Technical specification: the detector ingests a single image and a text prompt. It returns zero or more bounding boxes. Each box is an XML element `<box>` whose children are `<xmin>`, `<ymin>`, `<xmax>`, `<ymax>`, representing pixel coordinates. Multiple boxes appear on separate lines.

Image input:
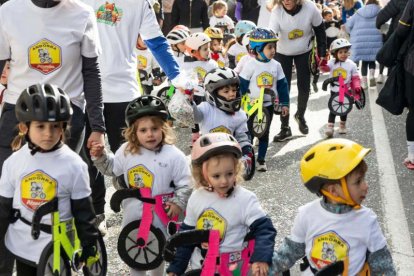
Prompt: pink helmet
<box><xmin>191</xmin><ymin>133</ymin><xmax>242</xmax><ymax>165</ymax></box>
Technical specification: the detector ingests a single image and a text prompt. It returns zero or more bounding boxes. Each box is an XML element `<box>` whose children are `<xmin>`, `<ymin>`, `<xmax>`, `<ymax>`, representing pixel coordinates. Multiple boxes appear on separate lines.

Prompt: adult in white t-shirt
<box><xmin>269</xmin><ymin>0</ymin><xmax>327</xmax><ymax>141</ymax></box>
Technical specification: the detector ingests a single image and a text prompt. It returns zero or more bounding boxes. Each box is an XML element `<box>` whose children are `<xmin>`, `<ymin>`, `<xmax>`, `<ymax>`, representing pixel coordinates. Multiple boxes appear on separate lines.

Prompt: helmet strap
<box><xmin>320</xmin><ymin>178</ymin><xmax>360</xmax><ymax>209</ymax></box>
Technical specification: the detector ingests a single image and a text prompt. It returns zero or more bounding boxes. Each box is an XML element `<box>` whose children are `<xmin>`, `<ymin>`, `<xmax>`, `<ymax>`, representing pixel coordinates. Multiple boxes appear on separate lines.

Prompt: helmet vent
<box><xmin>44</xmin><ymin>84</ymin><xmax>54</xmax><ymax>96</ymax></box>
<box><xmin>200</xmin><ymin>137</ymin><xmax>211</xmax><ymax>147</ymax></box>
<box><xmin>304</xmin><ymin>152</ymin><xmax>315</xmax><ymax>162</ymax></box>
<box><xmin>28</xmin><ymin>86</ymin><xmax>37</xmax><ymax>95</ymax></box>
<box><xmin>328</xmin><ymin>145</ymin><xmax>344</xmax><ymax>151</ymax></box>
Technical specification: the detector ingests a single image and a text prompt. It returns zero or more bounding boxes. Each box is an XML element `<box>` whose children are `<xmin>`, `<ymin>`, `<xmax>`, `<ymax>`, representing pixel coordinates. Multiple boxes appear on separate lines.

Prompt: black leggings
<box><xmin>360</xmin><ymin>61</ymin><xmax>376</xmax><ymax>76</ymax></box>
<box><xmin>405</xmin><ymin>71</ymin><xmax>414</xmax><ymax>141</ymax></box>
<box><xmin>16</xmin><ymin>259</ymin><xmax>36</xmax><ymax>276</ymax></box>
<box><xmin>275</xmin><ymin>51</ymin><xmax>311</xmax><ymax>126</ymax></box>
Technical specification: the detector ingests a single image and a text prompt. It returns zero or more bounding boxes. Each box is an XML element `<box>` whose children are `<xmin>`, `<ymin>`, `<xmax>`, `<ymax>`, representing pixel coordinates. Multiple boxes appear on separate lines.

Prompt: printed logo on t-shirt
<box><xmin>288</xmin><ymin>29</ymin><xmax>304</xmax><ymax>40</ymax></box>
<box><xmin>96</xmin><ymin>1</ymin><xmax>123</xmax><ymax>25</ymax></box>
<box><xmin>137</xmin><ymin>55</ymin><xmax>148</xmax><ymax>69</ymax></box>
<box><xmin>196</xmin><ymin>208</ymin><xmax>227</xmax><ymax>240</ymax></box>
<box><xmin>20</xmin><ymin>170</ymin><xmax>57</xmax><ymax>211</ymax></box>
<box><xmin>256</xmin><ymin>72</ymin><xmax>274</xmax><ymax>88</ymax></box>
<box><xmin>236</xmin><ymin>52</ymin><xmax>247</xmax><ymax>63</ymax></box>
<box><xmin>333</xmin><ymin>68</ymin><xmax>348</xmax><ymax>79</ymax></box>
<box><xmin>210</xmin><ymin>126</ymin><xmax>231</xmax><ymax>134</ymax></box>
<box><xmin>195</xmin><ymin>67</ymin><xmax>208</xmax><ymax>82</ymax></box>
<box><xmin>28</xmin><ymin>39</ymin><xmax>62</xmax><ymax>74</ymax></box>
<box><xmin>127</xmin><ymin>165</ymin><xmax>154</xmax><ymax>188</ymax></box>
<box><xmin>310</xmin><ymin>231</ymin><xmax>350</xmax><ymax>270</ymax></box>
<box><xmin>217</xmin><ymin>60</ymin><xmax>225</xmax><ymax>67</ymax></box>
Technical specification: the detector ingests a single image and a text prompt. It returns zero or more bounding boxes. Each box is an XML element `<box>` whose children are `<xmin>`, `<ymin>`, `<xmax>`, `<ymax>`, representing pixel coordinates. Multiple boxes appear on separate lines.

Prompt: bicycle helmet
<box><xmin>167</xmin><ymin>29</ymin><xmax>191</xmax><ymax>45</ymax></box>
<box><xmin>15</xmin><ymin>83</ymin><xmax>72</xmax><ymax>123</ymax></box>
<box><xmin>204</xmin><ymin>67</ymin><xmax>241</xmax><ymax>113</ymax></box>
<box><xmin>185</xmin><ymin>33</ymin><xmax>211</xmax><ymax>60</ymax></box>
<box><xmin>234</xmin><ymin>20</ymin><xmax>256</xmax><ymax>37</ymax></box>
<box><xmin>204</xmin><ymin>27</ymin><xmax>224</xmax><ymax>40</ymax></box>
<box><xmin>172</xmin><ymin>25</ymin><xmax>191</xmax><ymax>33</ymax></box>
<box><xmin>330</xmin><ymin>38</ymin><xmax>352</xmax><ymax>54</ymax></box>
<box><xmin>301</xmin><ymin>138</ymin><xmax>370</xmax><ymax>207</ymax></box>
<box><xmin>191</xmin><ymin>133</ymin><xmax>242</xmax><ymax>165</ymax></box>
<box><xmin>125</xmin><ymin>95</ymin><xmax>168</xmax><ymax>127</ymax></box>
<box><xmin>249</xmin><ymin>28</ymin><xmax>278</xmax><ymax>61</ymax></box>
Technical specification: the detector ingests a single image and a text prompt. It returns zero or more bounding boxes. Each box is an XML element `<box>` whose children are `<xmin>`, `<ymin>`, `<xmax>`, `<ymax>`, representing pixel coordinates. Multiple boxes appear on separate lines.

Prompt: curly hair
<box><xmin>122</xmin><ymin>116</ymin><xmax>176</xmax><ymax>155</ymax></box>
<box><xmin>192</xmin><ymin>153</ymin><xmax>244</xmax><ymax>189</ymax></box>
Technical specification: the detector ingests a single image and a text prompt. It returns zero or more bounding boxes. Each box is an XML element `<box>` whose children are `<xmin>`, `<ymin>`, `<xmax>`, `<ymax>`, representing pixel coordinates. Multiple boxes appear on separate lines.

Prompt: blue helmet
<box><xmin>234</xmin><ymin>20</ymin><xmax>256</xmax><ymax>37</ymax></box>
<box><xmin>249</xmin><ymin>28</ymin><xmax>278</xmax><ymax>61</ymax></box>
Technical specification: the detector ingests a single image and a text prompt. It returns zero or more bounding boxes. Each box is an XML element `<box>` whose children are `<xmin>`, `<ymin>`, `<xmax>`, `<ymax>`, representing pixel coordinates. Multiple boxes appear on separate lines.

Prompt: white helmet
<box><xmin>185</xmin><ymin>33</ymin><xmax>211</xmax><ymax>52</ymax></box>
<box><xmin>330</xmin><ymin>38</ymin><xmax>352</xmax><ymax>54</ymax></box>
<box><xmin>167</xmin><ymin>29</ymin><xmax>190</xmax><ymax>44</ymax></box>
<box><xmin>204</xmin><ymin>67</ymin><xmax>241</xmax><ymax>113</ymax></box>
<box><xmin>242</xmin><ymin>31</ymin><xmax>252</xmax><ymax>48</ymax></box>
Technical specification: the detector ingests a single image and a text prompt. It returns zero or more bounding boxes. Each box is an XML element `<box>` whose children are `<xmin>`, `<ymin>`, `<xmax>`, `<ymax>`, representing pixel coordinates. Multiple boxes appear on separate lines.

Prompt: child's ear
<box><xmin>18</xmin><ymin>123</ymin><xmax>28</xmax><ymax>134</ymax></box>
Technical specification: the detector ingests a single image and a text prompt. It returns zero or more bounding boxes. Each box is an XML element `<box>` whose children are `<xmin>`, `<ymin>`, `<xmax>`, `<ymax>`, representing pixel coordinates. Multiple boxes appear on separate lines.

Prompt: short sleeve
<box><xmin>367</xmin><ymin>213</ymin><xmax>387</xmax><ymax>253</ymax></box>
<box><xmin>71</xmin><ymin>162</ymin><xmax>92</xmax><ymax>200</ymax></box>
<box><xmin>0</xmin><ymin>8</ymin><xmax>11</xmax><ymax>60</ymax></box>
<box><xmin>239</xmin><ymin>60</ymin><xmax>254</xmax><ymax>81</ymax></box>
<box><xmin>290</xmin><ymin>207</ymin><xmax>307</xmax><ymax>243</ymax></box>
<box><xmin>113</xmin><ymin>146</ymin><xmax>126</xmax><ymax>177</ymax></box>
<box><xmin>172</xmin><ymin>149</ymin><xmax>192</xmax><ymax>189</ymax></box>
<box><xmin>81</xmin><ymin>8</ymin><xmax>102</xmax><ymax>58</ymax></box>
<box><xmin>0</xmin><ymin>158</ymin><xmax>15</xmax><ymax>198</ymax></box>
<box><xmin>276</xmin><ymin>61</ymin><xmax>285</xmax><ymax>80</ymax></box>
<box><xmin>183</xmin><ymin>192</ymin><xmax>198</xmax><ymax>226</ymax></box>
<box><xmin>139</xmin><ymin>0</ymin><xmax>163</xmax><ymax>41</ymax></box>
<box><xmin>242</xmin><ymin>192</ymin><xmax>267</xmax><ymax>226</ymax></box>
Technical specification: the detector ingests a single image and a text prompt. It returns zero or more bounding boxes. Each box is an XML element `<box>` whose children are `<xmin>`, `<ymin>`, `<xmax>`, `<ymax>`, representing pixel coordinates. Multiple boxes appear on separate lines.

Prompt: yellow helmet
<box><xmin>300</xmin><ymin>138</ymin><xmax>370</xmax><ymax>207</ymax></box>
<box><xmin>204</xmin><ymin>27</ymin><xmax>224</xmax><ymax>40</ymax></box>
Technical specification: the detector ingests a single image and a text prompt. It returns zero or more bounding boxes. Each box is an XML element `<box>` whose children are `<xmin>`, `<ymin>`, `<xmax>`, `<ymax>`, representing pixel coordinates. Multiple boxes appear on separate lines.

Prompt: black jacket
<box><xmin>376</xmin><ymin>0</ymin><xmax>409</xmax><ymax>39</ymax></box>
<box><xmin>171</xmin><ymin>0</ymin><xmax>209</xmax><ymax>30</ymax></box>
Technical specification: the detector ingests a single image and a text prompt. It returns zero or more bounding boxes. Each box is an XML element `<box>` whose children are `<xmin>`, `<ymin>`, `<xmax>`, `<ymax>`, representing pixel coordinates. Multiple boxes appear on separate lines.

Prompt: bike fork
<box><xmin>136</xmin><ymin>188</ymin><xmax>153</xmax><ymax>247</ymax></box>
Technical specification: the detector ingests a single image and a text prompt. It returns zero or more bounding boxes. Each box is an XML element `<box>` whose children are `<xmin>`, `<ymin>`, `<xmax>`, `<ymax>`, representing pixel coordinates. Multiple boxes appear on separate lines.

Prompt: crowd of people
<box><xmin>0</xmin><ymin>0</ymin><xmax>411</xmax><ymax>275</ymax></box>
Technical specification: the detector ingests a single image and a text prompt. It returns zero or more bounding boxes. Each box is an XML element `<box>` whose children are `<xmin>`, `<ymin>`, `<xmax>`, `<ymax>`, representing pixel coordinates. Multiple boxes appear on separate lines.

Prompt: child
<box><xmin>204</xmin><ymin>27</ymin><xmax>228</xmax><ymax>67</ymax></box>
<box><xmin>90</xmin><ymin>95</ymin><xmax>192</xmax><ymax>276</ymax></box>
<box><xmin>234</xmin><ymin>31</ymin><xmax>254</xmax><ymax>75</ymax></box>
<box><xmin>345</xmin><ymin>0</ymin><xmax>383</xmax><ymax>89</ymax></box>
<box><xmin>269</xmin><ymin>138</ymin><xmax>396</xmax><ymax>275</ymax></box>
<box><xmin>193</xmin><ymin>67</ymin><xmax>255</xmax><ymax>179</ymax></box>
<box><xmin>323</xmin><ymin>8</ymin><xmax>341</xmax><ymax>50</ymax></box>
<box><xmin>0</xmin><ymin>84</ymin><xmax>99</xmax><ymax>274</ymax></box>
<box><xmin>135</xmin><ymin>35</ymin><xmax>163</xmax><ymax>95</ymax></box>
<box><xmin>239</xmin><ymin>28</ymin><xmax>289</xmax><ymax>172</ymax></box>
<box><xmin>183</xmin><ymin>32</ymin><xmax>219</xmax><ymax>144</ymax></box>
<box><xmin>209</xmin><ymin>0</ymin><xmax>235</xmax><ymax>33</ymax></box>
<box><xmin>320</xmin><ymin>38</ymin><xmax>361</xmax><ymax>138</ymax></box>
<box><xmin>166</xmin><ymin>132</ymin><xmax>276</xmax><ymax>276</ymax></box>
<box><xmin>227</xmin><ymin>20</ymin><xmax>256</xmax><ymax>69</ymax></box>
<box><xmin>166</xmin><ymin>25</ymin><xmax>191</xmax><ymax>68</ymax></box>
<box><xmin>0</xmin><ymin>60</ymin><xmax>9</xmax><ymax>115</ymax></box>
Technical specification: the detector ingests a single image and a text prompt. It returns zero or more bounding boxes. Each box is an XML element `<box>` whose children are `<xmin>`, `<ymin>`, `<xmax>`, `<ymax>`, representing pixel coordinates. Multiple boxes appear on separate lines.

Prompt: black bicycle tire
<box><xmin>251</xmin><ymin>108</ymin><xmax>271</xmax><ymax>139</ymax></box>
<box><xmin>37</xmin><ymin>242</ymin><xmax>71</xmax><ymax>276</ymax></box>
<box><xmin>243</xmin><ymin>147</ymin><xmax>256</xmax><ymax>181</ymax></box>
<box><xmin>117</xmin><ymin>219</ymin><xmax>165</xmax><ymax>270</ymax></box>
<box><xmin>83</xmin><ymin>234</ymin><xmax>108</xmax><ymax>276</ymax></box>
<box><xmin>308</xmin><ymin>50</ymin><xmax>318</xmax><ymax>76</ymax></box>
<box><xmin>157</xmin><ymin>86</ymin><xmax>173</xmax><ymax>106</ymax></box>
<box><xmin>355</xmin><ymin>88</ymin><xmax>366</xmax><ymax>110</ymax></box>
<box><xmin>328</xmin><ymin>93</ymin><xmax>353</xmax><ymax>116</ymax></box>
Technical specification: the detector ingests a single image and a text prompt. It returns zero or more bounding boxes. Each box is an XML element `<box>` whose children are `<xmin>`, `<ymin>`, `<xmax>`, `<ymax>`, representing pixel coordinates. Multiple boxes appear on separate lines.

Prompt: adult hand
<box><xmin>252</xmin><ymin>262</ymin><xmax>269</xmax><ymax>276</ymax></box>
<box><xmin>87</xmin><ymin>131</ymin><xmax>105</xmax><ymax>149</ymax></box>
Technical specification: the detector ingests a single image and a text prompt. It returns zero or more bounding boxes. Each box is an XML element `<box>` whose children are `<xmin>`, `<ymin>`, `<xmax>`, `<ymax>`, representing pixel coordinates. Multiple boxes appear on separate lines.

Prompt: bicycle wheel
<box><xmin>354</xmin><ymin>88</ymin><xmax>366</xmax><ymax>110</ymax></box>
<box><xmin>328</xmin><ymin>93</ymin><xmax>353</xmax><ymax>116</ymax></box>
<box><xmin>117</xmin><ymin>219</ymin><xmax>165</xmax><ymax>270</ymax></box>
<box><xmin>157</xmin><ymin>86</ymin><xmax>173</xmax><ymax>106</ymax></box>
<box><xmin>37</xmin><ymin>242</ymin><xmax>71</xmax><ymax>276</ymax></box>
<box><xmin>308</xmin><ymin>51</ymin><xmax>318</xmax><ymax>76</ymax></box>
<box><xmin>83</xmin><ymin>234</ymin><xmax>107</xmax><ymax>276</ymax></box>
<box><xmin>251</xmin><ymin>108</ymin><xmax>271</xmax><ymax>139</ymax></box>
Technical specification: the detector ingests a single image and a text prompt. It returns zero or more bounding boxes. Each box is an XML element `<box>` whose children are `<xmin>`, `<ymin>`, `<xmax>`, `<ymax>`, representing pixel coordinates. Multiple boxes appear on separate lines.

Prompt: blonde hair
<box><xmin>343</xmin><ymin>0</ymin><xmax>357</xmax><ymax>10</ymax></box>
<box><xmin>122</xmin><ymin>116</ymin><xmax>176</xmax><ymax>155</ymax></box>
<box><xmin>192</xmin><ymin>153</ymin><xmax>244</xmax><ymax>189</ymax></box>
<box><xmin>212</xmin><ymin>0</ymin><xmax>228</xmax><ymax>16</ymax></box>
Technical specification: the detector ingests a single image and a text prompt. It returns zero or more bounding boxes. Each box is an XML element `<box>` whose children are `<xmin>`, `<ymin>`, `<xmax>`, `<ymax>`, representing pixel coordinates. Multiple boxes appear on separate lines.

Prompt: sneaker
<box><xmin>294</xmin><ymin>113</ymin><xmax>309</xmax><ymax>134</ymax></box>
<box><xmin>273</xmin><ymin>127</ymin><xmax>292</xmax><ymax>142</ymax></box>
<box><xmin>257</xmin><ymin>160</ymin><xmax>267</xmax><ymax>172</ymax></box>
<box><xmin>253</xmin><ymin>137</ymin><xmax>259</xmax><ymax>147</ymax></box>
<box><xmin>338</xmin><ymin>121</ymin><xmax>347</xmax><ymax>134</ymax></box>
<box><xmin>95</xmin><ymin>214</ymin><xmax>107</xmax><ymax>237</ymax></box>
<box><xmin>312</xmin><ymin>82</ymin><xmax>318</xmax><ymax>93</ymax></box>
<box><xmin>369</xmin><ymin>78</ymin><xmax>376</xmax><ymax>87</ymax></box>
<box><xmin>361</xmin><ymin>77</ymin><xmax>368</xmax><ymax>90</ymax></box>
<box><xmin>325</xmin><ymin>123</ymin><xmax>334</xmax><ymax>138</ymax></box>
<box><xmin>403</xmin><ymin>158</ymin><xmax>414</xmax><ymax>170</ymax></box>
<box><xmin>376</xmin><ymin>74</ymin><xmax>384</xmax><ymax>84</ymax></box>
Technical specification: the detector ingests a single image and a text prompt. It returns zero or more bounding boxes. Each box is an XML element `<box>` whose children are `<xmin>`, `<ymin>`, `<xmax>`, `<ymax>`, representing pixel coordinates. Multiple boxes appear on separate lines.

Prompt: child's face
<box><xmin>216</xmin><ymin>7</ymin><xmax>227</xmax><ymax>17</ymax></box>
<box><xmin>324</xmin><ymin>13</ymin><xmax>333</xmax><ymax>22</ymax></box>
<box><xmin>1</xmin><ymin>61</ymin><xmax>10</xmax><ymax>85</ymax></box>
<box><xmin>25</xmin><ymin>121</ymin><xmax>63</xmax><ymax>151</ymax></box>
<box><xmin>205</xmin><ymin>155</ymin><xmax>236</xmax><ymax>197</ymax></box>
<box><xmin>345</xmin><ymin>169</ymin><xmax>368</xmax><ymax>205</ymax></box>
<box><xmin>175</xmin><ymin>42</ymin><xmax>187</xmax><ymax>53</ymax></box>
<box><xmin>211</xmin><ymin>39</ymin><xmax>223</xmax><ymax>53</ymax></box>
<box><xmin>135</xmin><ymin>117</ymin><xmax>163</xmax><ymax>151</ymax></box>
<box><xmin>336</xmin><ymin>48</ymin><xmax>349</xmax><ymax>62</ymax></box>
<box><xmin>261</xmin><ymin>42</ymin><xmax>276</xmax><ymax>60</ymax></box>
<box><xmin>199</xmin><ymin>43</ymin><xmax>210</xmax><ymax>60</ymax></box>
<box><xmin>217</xmin><ymin>85</ymin><xmax>238</xmax><ymax>101</ymax></box>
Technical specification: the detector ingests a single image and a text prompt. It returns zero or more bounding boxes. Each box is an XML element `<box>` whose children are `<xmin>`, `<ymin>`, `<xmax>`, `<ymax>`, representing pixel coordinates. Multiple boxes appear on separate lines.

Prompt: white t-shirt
<box><xmin>234</xmin><ymin>54</ymin><xmax>253</xmax><ymax>74</ymax></box>
<box><xmin>212</xmin><ymin>52</ymin><xmax>229</xmax><ymax>68</ymax></box>
<box><xmin>83</xmin><ymin>0</ymin><xmax>163</xmax><ymax>102</ymax></box>
<box><xmin>181</xmin><ymin>59</ymin><xmax>218</xmax><ymax>96</ymax></box>
<box><xmin>327</xmin><ymin>59</ymin><xmax>359</xmax><ymax>93</ymax></box>
<box><xmin>135</xmin><ymin>48</ymin><xmax>160</xmax><ymax>86</ymax></box>
<box><xmin>268</xmin><ymin>0</ymin><xmax>322</xmax><ymax>56</ymax></box>
<box><xmin>290</xmin><ymin>199</ymin><xmax>387</xmax><ymax>275</ymax></box>
<box><xmin>0</xmin><ymin>0</ymin><xmax>101</xmax><ymax>109</ymax></box>
<box><xmin>193</xmin><ymin>102</ymin><xmax>250</xmax><ymax>148</ymax></box>
<box><xmin>209</xmin><ymin>15</ymin><xmax>235</xmax><ymax>30</ymax></box>
<box><xmin>112</xmin><ymin>144</ymin><xmax>192</xmax><ymax>232</ymax></box>
<box><xmin>227</xmin><ymin>43</ymin><xmax>248</xmax><ymax>65</ymax></box>
<box><xmin>257</xmin><ymin>0</ymin><xmax>272</xmax><ymax>28</ymax></box>
<box><xmin>239</xmin><ymin>58</ymin><xmax>285</xmax><ymax>105</ymax></box>
<box><xmin>0</xmin><ymin>145</ymin><xmax>91</xmax><ymax>263</ymax></box>
<box><xmin>184</xmin><ymin>186</ymin><xmax>266</xmax><ymax>253</ymax></box>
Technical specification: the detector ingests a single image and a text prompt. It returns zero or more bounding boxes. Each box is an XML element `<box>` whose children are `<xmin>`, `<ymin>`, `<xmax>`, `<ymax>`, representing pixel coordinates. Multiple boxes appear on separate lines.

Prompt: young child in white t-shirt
<box><xmin>166</xmin><ymin>25</ymin><xmax>191</xmax><ymax>68</ymax></box>
<box><xmin>0</xmin><ymin>60</ymin><xmax>9</xmax><ymax>115</ymax></box>
<box><xmin>0</xmin><ymin>84</ymin><xmax>99</xmax><ymax>274</ymax></box>
<box><xmin>320</xmin><ymin>38</ymin><xmax>361</xmax><ymax>138</ymax></box>
<box><xmin>268</xmin><ymin>138</ymin><xmax>396</xmax><ymax>275</ymax></box>
<box><xmin>166</xmin><ymin>132</ymin><xmax>276</xmax><ymax>276</ymax></box>
<box><xmin>90</xmin><ymin>95</ymin><xmax>192</xmax><ymax>276</ymax></box>
<box><xmin>239</xmin><ymin>28</ymin><xmax>289</xmax><ymax>172</ymax></box>
<box><xmin>227</xmin><ymin>20</ymin><xmax>256</xmax><ymax>69</ymax></box>
<box><xmin>209</xmin><ymin>0</ymin><xmax>235</xmax><ymax>33</ymax></box>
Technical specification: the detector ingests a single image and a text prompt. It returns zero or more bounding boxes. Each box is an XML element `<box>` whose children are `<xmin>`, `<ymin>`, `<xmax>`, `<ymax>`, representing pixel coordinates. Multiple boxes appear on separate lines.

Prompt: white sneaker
<box><xmin>257</xmin><ymin>161</ymin><xmax>267</xmax><ymax>172</ymax></box>
<box><xmin>369</xmin><ymin>78</ymin><xmax>376</xmax><ymax>87</ymax></box>
<box><xmin>338</xmin><ymin>121</ymin><xmax>347</xmax><ymax>134</ymax></box>
<box><xmin>325</xmin><ymin>123</ymin><xmax>334</xmax><ymax>138</ymax></box>
<box><xmin>376</xmin><ymin>74</ymin><xmax>384</xmax><ymax>84</ymax></box>
<box><xmin>361</xmin><ymin>77</ymin><xmax>368</xmax><ymax>90</ymax></box>
<box><xmin>95</xmin><ymin>214</ymin><xmax>107</xmax><ymax>237</ymax></box>
<box><xmin>253</xmin><ymin>137</ymin><xmax>259</xmax><ymax>147</ymax></box>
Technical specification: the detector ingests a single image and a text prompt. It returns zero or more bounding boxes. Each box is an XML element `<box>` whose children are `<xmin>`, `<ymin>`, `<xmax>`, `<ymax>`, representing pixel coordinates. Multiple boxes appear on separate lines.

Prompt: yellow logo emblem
<box><xmin>310</xmin><ymin>231</ymin><xmax>349</xmax><ymax>270</ymax></box>
<box><xmin>127</xmin><ymin>165</ymin><xmax>154</xmax><ymax>188</ymax></box>
<box><xmin>333</xmin><ymin>68</ymin><xmax>348</xmax><ymax>79</ymax></box>
<box><xmin>137</xmin><ymin>55</ymin><xmax>148</xmax><ymax>69</ymax></box>
<box><xmin>195</xmin><ymin>67</ymin><xmax>207</xmax><ymax>82</ymax></box>
<box><xmin>196</xmin><ymin>208</ymin><xmax>227</xmax><ymax>239</ymax></box>
<box><xmin>21</xmin><ymin>170</ymin><xmax>57</xmax><ymax>211</ymax></box>
<box><xmin>29</xmin><ymin>39</ymin><xmax>62</xmax><ymax>74</ymax></box>
<box><xmin>236</xmin><ymin>52</ymin><xmax>247</xmax><ymax>63</ymax></box>
<box><xmin>288</xmin><ymin>29</ymin><xmax>304</xmax><ymax>40</ymax></box>
<box><xmin>210</xmin><ymin>126</ymin><xmax>231</xmax><ymax>134</ymax></box>
<box><xmin>257</xmin><ymin>72</ymin><xmax>273</xmax><ymax>88</ymax></box>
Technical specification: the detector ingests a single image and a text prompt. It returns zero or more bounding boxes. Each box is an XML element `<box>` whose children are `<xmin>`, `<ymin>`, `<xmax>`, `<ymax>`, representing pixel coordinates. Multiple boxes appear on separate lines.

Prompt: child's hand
<box><xmin>165</xmin><ymin>202</ymin><xmax>182</xmax><ymax>218</ymax></box>
<box><xmin>90</xmin><ymin>142</ymin><xmax>104</xmax><ymax>158</ymax></box>
<box><xmin>281</xmin><ymin>106</ymin><xmax>289</xmax><ymax>117</ymax></box>
<box><xmin>153</xmin><ymin>79</ymin><xmax>162</xmax><ymax>86</ymax></box>
<box><xmin>252</xmin><ymin>262</ymin><xmax>269</xmax><ymax>276</ymax></box>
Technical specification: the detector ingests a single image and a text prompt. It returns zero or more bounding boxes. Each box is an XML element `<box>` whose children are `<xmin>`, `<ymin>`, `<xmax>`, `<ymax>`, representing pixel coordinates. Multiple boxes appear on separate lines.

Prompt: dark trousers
<box><xmin>247</xmin><ymin>104</ymin><xmax>274</xmax><ymax>161</ymax></box>
<box><xmin>16</xmin><ymin>259</ymin><xmax>36</xmax><ymax>276</ymax></box>
<box><xmin>275</xmin><ymin>51</ymin><xmax>311</xmax><ymax>127</ymax></box>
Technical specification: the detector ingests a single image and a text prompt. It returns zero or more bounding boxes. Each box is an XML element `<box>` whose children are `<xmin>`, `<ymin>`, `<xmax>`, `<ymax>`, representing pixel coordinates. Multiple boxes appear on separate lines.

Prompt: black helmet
<box><xmin>125</xmin><ymin>95</ymin><xmax>168</xmax><ymax>127</ymax></box>
<box><xmin>15</xmin><ymin>84</ymin><xmax>72</xmax><ymax>123</ymax></box>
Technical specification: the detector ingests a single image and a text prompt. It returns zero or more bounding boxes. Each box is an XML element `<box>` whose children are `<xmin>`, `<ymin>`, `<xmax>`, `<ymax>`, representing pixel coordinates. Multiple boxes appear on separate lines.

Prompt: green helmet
<box><xmin>125</xmin><ymin>95</ymin><xmax>168</xmax><ymax>127</ymax></box>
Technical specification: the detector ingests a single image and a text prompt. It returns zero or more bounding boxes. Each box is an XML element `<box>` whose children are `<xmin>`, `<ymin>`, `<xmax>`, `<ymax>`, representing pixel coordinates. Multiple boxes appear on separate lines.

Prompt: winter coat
<box><xmin>171</xmin><ymin>0</ymin><xmax>209</xmax><ymax>30</ymax></box>
<box><xmin>376</xmin><ymin>0</ymin><xmax>409</xmax><ymax>39</ymax></box>
<box><xmin>346</xmin><ymin>4</ymin><xmax>383</xmax><ymax>62</ymax></box>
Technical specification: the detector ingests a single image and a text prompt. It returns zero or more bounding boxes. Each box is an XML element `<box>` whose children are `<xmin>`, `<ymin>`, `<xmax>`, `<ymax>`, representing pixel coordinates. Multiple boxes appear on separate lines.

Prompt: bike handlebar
<box><xmin>315</xmin><ymin>260</ymin><xmax>344</xmax><ymax>276</ymax></box>
<box><xmin>31</xmin><ymin>197</ymin><xmax>58</xmax><ymax>240</ymax></box>
<box><xmin>322</xmin><ymin>76</ymin><xmax>339</xmax><ymax>91</ymax></box>
<box><xmin>110</xmin><ymin>188</ymin><xmax>156</xmax><ymax>213</ymax></box>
